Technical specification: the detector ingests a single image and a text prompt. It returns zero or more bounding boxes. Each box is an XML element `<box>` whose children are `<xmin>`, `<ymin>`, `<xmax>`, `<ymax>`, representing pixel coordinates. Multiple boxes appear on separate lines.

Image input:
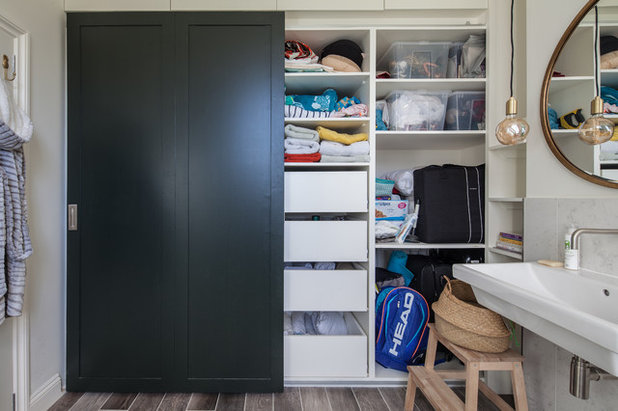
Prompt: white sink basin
<box><xmin>454</xmin><ymin>262</ymin><xmax>618</xmax><ymax>376</ymax></box>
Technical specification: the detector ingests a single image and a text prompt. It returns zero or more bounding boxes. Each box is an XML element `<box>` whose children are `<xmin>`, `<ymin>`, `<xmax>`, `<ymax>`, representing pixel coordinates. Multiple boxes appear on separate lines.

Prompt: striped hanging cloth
<box><xmin>0</xmin><ymin>79</ymin><xmax>33</xmax><ymax>325</ymax></box>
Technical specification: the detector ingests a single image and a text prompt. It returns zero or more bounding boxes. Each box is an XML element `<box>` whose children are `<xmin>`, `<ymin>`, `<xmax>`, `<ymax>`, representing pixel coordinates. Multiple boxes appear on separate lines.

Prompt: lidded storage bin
<box><xmin>445</xmin><ymin>91</ymin><xmax>486</xmax><ymax>130</ymax></box>
<box><xmin>378</xmin><ymin>42</ymin><xmax>451</xmax><ymax>79</ymax></box>
<box><xmin>385</xmin><ymin>90</ymin><xmax>450</xmax><ymax>131</ymax></box>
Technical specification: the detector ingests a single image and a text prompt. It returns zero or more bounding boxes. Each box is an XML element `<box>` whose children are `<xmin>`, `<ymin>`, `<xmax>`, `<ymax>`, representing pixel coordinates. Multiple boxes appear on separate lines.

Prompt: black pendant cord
<box><xmin>510</xmin><ymin>0</ymin><xmax>514</xmax><ymax>98</ymax></box>
<box><xmin>595</xmin><ymin>5</ymin><xmax>600</xmax><ymax>97</ymax></box>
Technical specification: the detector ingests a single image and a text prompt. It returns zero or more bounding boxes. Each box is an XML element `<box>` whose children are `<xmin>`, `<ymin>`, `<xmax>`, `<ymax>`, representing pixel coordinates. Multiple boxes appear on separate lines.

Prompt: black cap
<box><xmin>320</xmin><ymin>39</ymin><xmax>364</xmax><ymax>69</ymax></box>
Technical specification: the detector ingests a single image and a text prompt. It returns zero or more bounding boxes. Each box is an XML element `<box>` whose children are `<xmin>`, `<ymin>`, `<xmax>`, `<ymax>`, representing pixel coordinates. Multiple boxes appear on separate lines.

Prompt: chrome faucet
<box><xmin>566</xmin><ymin>228</ymin><xmax>618</xmax><ymax>270</ymax></box>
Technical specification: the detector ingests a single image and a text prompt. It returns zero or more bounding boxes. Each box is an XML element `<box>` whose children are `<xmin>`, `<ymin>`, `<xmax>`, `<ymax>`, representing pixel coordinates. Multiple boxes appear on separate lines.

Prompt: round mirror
<box><xmin>541</xmin><ymin>0</ymin><xmax>618</xmax><ymax>188</ymax></box>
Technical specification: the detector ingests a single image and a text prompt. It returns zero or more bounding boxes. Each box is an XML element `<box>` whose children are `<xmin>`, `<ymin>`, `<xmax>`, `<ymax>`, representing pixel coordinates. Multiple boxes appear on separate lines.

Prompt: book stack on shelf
<box><xmin>496</xmin><ymin>232</ymin><xmax>522</xmax><ymax>255</ymax></box>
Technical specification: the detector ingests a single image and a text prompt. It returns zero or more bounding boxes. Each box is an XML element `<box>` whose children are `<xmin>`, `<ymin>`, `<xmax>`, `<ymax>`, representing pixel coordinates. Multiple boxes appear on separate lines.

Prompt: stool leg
<box><xmin>425</xmin><ymin>328</ymin><xmax>438</xmax><ymax>370</ymax></box>
<box><xmin>511</xmin><ymin>362</ymin><xmax>528</xmax><ymax>411</ymax></box>
<box><xmin>465</xmin><ymin>362</ymin><xmax>480</xmax><ymax>411</ymax></box>
<box><xmin>404</xmin><ymin>370</ymin><xmax>418</xmax><ymax>411</ymax></box>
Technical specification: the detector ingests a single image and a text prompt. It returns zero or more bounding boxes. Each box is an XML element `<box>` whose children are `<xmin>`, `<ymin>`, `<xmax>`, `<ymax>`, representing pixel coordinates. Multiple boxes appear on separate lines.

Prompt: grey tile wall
<box><xmin>522</xmin><ymin>198</ymin><xmax>618</xmax><ymax>410</ymax></box>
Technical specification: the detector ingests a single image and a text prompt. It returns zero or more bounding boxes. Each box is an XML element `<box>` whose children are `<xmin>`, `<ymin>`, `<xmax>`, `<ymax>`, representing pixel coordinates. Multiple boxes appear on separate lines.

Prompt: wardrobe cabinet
<box><xmin>64</xmin><ymin>0</ymin><xmax>171</xmax><ymax>11</ymax></box>
<box><xmin>384</xmin><ymin>0</ymin><xmax>488</xmax><ymax>9</ymax></box>
<box><xmin>276</xmin><ymin>0</ymin><xmax>383</xmax><ymax>11</ymax></box>
<box><xmin>67</xmin><ymin>12</ymin><xmax>283</xmax><ymax>393</ymax></box>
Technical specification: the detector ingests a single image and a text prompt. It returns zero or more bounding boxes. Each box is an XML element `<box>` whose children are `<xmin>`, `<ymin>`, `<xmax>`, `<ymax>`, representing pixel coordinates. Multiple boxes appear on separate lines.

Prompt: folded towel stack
<box><xmin>284</xmin><ymin>125</ymin><xmax>321</xmax><ymax>163</ymax></box>
<box><xmin>316</xmin><ymin>126</ymin><xmax>370</xmax><ymax>163</ymax></box>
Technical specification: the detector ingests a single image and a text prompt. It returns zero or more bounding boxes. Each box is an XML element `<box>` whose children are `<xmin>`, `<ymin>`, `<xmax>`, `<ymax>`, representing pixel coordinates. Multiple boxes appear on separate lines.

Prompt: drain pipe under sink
<box><xmin>570</xmin><ymin>356</ymin><xmax>618</xmax><ymax>399</ymax></box>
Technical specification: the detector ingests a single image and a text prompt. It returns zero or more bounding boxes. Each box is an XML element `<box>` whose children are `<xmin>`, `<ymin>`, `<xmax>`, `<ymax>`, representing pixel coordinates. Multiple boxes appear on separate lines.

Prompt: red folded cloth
<box><xmin>284</xmin><ymin>152</ymin><xmax>321</xmax><ymax>163</ymax></box>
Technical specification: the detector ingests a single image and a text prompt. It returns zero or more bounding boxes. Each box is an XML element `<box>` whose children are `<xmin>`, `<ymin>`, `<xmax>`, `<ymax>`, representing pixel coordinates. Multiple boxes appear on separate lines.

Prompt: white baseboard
<box><xmin>29</xmin><ymin>374</ymin><xmax>62</xmax><ymax>411</ymax></box>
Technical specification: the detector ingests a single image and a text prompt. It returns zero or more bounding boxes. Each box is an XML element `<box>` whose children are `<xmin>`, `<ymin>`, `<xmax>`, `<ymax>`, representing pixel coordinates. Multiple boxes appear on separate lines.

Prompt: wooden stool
<box><xmin>404</xmin><ymin>324</ymin><xmax>528</xmax><ymax>411</ymax></box>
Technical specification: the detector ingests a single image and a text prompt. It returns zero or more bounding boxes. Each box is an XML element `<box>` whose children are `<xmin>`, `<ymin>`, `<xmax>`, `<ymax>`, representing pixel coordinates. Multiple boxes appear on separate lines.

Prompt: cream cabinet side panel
<box><xmin>65</xmin><ymin>0</ymin><xmax>171</xmax><ymax>11</ymax></box>
<box><xmin>384</xmin><ymin>0</ymin><xmax>487</xmax><ymax>10</ymax></box>
<box><xmin>277</xmin><ymin>0</ymin><xmax>382</xmax><ymax>11</ymax></box>
<box><xmin>172</xmin><ymin>0</ymin><xmax>276</xmax><ymax>10</ymax></box>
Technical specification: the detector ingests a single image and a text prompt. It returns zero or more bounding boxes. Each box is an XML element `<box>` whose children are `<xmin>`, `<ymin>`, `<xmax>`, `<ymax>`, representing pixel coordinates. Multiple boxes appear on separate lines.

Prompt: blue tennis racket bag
<box><xmin>375</xmin><ymin>286</ymin><xmax>429</xmax><ymax>371</ymax></box>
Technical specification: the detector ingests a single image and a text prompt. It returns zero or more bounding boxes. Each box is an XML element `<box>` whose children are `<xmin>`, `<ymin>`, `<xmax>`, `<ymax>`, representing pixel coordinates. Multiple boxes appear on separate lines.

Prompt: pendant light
<box><xmin>578</xmin><ymin>6</ymin><xmax>614</xmax><ymax>145</ymax></box>
<box><xmin>496</xmin><ymin>0</ymin><xmax>529</xmax><ymax>145</ymax></box>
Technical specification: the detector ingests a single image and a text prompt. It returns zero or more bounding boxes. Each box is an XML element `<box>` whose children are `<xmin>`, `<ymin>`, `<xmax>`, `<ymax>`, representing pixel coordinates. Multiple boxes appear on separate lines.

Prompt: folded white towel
<box><xmin>285</xmin><ymin>137</ymin><xmax>319</xmax><ymax>154</ymax></box>
<box><xmin>320</xmin><ymin>140</ymin><xmax>369</xmax><ymax>156</ymax></box>
<box><xmin>284</xmin><ymin>124</ymin><xmax>319</xmax><ymax>142</ymax></box>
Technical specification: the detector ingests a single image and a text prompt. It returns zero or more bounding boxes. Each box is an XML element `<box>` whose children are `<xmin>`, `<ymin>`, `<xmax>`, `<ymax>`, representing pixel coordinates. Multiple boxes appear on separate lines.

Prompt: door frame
<box><xmin>0</xmin><ymin>13</ymin><xmax>30</xmax><ymax>411</ymax></box>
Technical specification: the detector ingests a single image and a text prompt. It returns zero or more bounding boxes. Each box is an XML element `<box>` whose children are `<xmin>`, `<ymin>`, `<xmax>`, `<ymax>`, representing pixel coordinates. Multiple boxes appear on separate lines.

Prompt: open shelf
<box><xmin>548</xmin><ymin>76</ymin><xmax>594</xmax><ymax>94</ymax></box>
<box><xmin>489</xmin><ymin>247</ymin><xmax>523</xmax><ymax>260</ymax></box>
<box><xmin>376</xmin><ymin>78</ymin><xmax>485</xmax><ymax>99</ymax></box>
<box><xmin>489</xmin><ymin>197</ymin><xmax>523</xmax><ymax>203</ymax></box>
<box><xmin>601</xmin><ymin>69</ymin><xmax>618</xmax><ymax>89</ymax></box>
<box><xmin>376</xmin><ymin>130</ymin><xmax>485</xmax><ymax>150</ymax></box>
<box><xmin>376</xmin><ymin>242</ymin><xmax>485</xmax><ymax>249</ymax></box>
<box><xmin>551</xmin><ymin>129</ymin><xmax>579</xmax><ymax>138</ymax></box>
<box><xmin>285</xmin><ymin>72</ymin><xmax>370</xmax><ymax>96</ymax></box>
<box><xmin>284</xmin><ymin>117</ymin><xmax>370</xmax><ymax>130</ymax></box>
<box><xmin>284</xmin><ymin>162</ymin><xmax>370</xmax><ymax>168</ymax></box>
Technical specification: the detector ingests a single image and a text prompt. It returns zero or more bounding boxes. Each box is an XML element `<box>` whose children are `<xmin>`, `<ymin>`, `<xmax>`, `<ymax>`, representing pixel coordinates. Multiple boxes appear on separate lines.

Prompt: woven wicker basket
<box><xmin>432</xmin><ymin>278</ymin><xmax>510</xmax><ymax>353</ymax></box>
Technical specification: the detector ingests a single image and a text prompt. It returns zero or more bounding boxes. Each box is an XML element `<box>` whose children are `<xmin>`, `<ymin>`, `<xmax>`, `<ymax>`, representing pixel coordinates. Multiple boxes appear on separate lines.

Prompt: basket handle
<box><xmin>442</xmin><ymin>276</ymin><xmax>452</xmax><ymax>293</ymax></box>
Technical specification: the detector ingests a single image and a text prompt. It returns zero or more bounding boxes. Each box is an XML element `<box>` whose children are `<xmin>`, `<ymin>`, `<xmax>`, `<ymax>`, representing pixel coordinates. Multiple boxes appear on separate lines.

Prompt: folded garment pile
<box><xmin>284</xmin><ymin>262</ymin><xmax>336</xmax><ymax>270</ymax></box>
<box><xmin>317</xmin><ymin>126</ymin><xmax>369</xmax><ymax>163</ymax></box>
<box><xmin>285</xmin><ymin>39</ymin><xmax>364</xmax><ymax>73</ymax></box>
<box><xmin>284</xmin><ymin>124</ymin><xmax>321</xmax><ymax>162</ymax></box>
<box><xmin>283</xmin><ymin>124</ymin><xmax>370</xmax><ymax>163</ymax></box>
<box><xmin>284</xmin><ymin>311</ymin><xmax>348</xmax><ymax>335</ymax></box>
<box><xmin>285</xmin><ymin>89</ymin><xmax>368</xmax><ymax>119</ymax></box>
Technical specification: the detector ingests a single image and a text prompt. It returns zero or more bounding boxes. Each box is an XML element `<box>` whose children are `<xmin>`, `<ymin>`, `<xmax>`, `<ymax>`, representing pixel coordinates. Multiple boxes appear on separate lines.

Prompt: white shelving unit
<box><xmin>284</xmin><ymin>7</ymin><xmax>502</xmax><ymax>385</ymax></box>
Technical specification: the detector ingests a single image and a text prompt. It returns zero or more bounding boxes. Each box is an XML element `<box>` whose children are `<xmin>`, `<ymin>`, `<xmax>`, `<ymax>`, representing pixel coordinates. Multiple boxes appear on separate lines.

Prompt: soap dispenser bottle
<box><xmin>564</xmin><ymin>225</ymin><xmax>579</xmax><ymax>270</ymax></box>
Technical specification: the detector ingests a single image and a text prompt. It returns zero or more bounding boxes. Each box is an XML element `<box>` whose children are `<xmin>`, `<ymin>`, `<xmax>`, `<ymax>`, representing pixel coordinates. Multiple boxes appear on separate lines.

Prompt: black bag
<box><xmin>414</xmin><ymin>164</ymin><xmax>485</xmax><ymax>243</ymax></box>
<box><xmin>406</xmin><ymin>255</ymin><xmax>453</xmax><ymax>322</ymax></box>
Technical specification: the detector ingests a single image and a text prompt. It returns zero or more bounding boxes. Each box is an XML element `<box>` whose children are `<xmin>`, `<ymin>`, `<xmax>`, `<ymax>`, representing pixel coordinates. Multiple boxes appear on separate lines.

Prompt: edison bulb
<box><xmin>578</xmin><ymin>96</ymin><xmax>614</xmax><ymax>145</ymax></box>
<box><xmin>495</xmin><ymin>97</ymin><xmax>529</xmax><ymax>145</ymax></box>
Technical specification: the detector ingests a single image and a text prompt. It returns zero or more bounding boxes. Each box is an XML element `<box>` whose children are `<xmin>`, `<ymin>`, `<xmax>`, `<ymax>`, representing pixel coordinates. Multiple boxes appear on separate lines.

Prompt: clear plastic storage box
<box><xmin>378</xmin><ymin>42</ymin><xmax>451</xmax><ymax>79</ymax></box>
<box><xmin>385</xmin><ymin>90</ymin><xmax>450</xmax><ymax>131</ymax></box>
<box><xmin>444</xmin><ymin>91</ymin><xmax>486</xmax><ymax>130</ymax></box>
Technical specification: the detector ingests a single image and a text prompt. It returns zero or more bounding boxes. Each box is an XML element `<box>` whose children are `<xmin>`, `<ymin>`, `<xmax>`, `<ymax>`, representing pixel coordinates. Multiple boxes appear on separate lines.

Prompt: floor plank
<box><xmin>378</xmin><ymin>387</ymin><xmax>406</xmax><ymax>411</ymax></box>
<box><xmin>158</xmin><ymin>393</ymin><xmax>191</xmax><ymax>411</ymax></box>
<box><xmin>274</xmin><ymin>387</ymin><xmax>302</xmax><ymax>411</ymax></box>
<box><xmin>245</xmin><ymin>393</ymin><xmax>273</xmax><ymax>411</ymax></box>
<box><xmin>69</xmin><ymin>392</ymin><xmax>111</xmax><ymax>411</ymax></box>
<box><xmin>48</xmin><ymin>392</ymin><xmax>84</xmax><ymax>411</ymax></box>
<box><xmin>215</xmin><ymin>393</ymin><xmax>245</xmax><ymax>411</ymax></box>
<box><xmin>300</xmin><ymin>387</ymin><xmax>331</xmax><ymax>411</ymax></box>
<box><xmin>352</xmin><ymin>388</ymin><xmax>389</xmax><ymax>411</ymax></box>
<box><xmin>101</xmin><ymin>393</ymin><xmax>138</xmax><ymax>410</ymax></box>
<box><xmin>413</xmin><ymin>391</ymin><xmax>433</xmax><ymax>411</ymax></box>
<box><xmin>187</xmin><ymin>393</ymin><xmax>219</xmax><ymax>410</ymax></box>
<box><xmin>128</xmin><ymin>393</ymin><xmax>165</xmax><ymax>411</ymax></box>
<box><xmin>326</xmin><ymin>388</ymin><xmax>359</xmax><ymax>411</ymax></box>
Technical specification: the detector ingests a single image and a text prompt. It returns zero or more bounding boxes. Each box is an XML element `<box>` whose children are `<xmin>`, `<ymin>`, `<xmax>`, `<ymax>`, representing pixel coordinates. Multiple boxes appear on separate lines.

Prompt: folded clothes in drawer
<box><xmin>284</xmin><ymin>312</ymin><xmax>367</xmax><ymax>378</ymax></box>
<box><xmin>284</xmin><ymin>220</ymin><xmax>368</xmax><ymax>262</ymax></box>
<box><xmin>285</xmin><ymin>171</ymin><xmax>368</xmax><ymax>213</ymax></box>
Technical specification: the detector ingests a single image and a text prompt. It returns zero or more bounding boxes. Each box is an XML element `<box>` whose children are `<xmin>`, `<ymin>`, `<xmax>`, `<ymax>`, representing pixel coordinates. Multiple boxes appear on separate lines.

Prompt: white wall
<box><xmin>525</xmin><ymin>0</ymin><xmax>618</xmax><ymax>197</ymax></box>
<box><xmin>0</xmin><ymin>0</ymin><xmax>66</xmax><ymax>402</ymax></box>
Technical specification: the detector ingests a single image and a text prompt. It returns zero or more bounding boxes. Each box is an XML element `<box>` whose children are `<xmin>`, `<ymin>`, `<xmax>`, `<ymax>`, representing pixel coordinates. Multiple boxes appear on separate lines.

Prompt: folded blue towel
<box><xmin>386</xmin><ymin>250</ymin><xmax>413</xmax><ymax>286</ymax></box>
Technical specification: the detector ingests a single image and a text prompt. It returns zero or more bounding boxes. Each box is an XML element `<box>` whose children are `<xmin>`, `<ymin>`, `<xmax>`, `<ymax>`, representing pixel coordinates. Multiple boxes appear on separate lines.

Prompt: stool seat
<box><xmin>404</xmin><ymin>324</ymin><xmax>528</xmax><ymax>411</ymax></box>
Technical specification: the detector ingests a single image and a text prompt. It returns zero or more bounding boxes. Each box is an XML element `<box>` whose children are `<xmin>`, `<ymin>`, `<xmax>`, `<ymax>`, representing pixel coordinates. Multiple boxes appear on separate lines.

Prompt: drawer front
<box><xmin>284</xmin><ymin>313</ymin><xmax>367</xmax><ymax>378</ymax></box>
<box><xmin>284</xmin><ymin>270</ymin><xmax>367</xmax><ymax>311</ymax></box>
<box><xmin>284</xmin><ymin>221</ymin><xmax>367</xmax><ymax>262</ymax></box>
<box><xmin>285</xmin><ymin>171</ymin><xmax>367</xmax><ymax>213</ymax></box>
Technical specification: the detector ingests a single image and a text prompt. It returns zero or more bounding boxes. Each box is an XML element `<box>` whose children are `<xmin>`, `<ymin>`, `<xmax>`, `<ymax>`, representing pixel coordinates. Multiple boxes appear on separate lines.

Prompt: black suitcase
<box><xmin>406</xmin><ymin>255</ymin><xmax>453</xmax><ymax>322</ymax></box>
<box><xmin>414</xmin><ymin>164</ymin><xmax>485</xmax><ymax>243</ymax></box>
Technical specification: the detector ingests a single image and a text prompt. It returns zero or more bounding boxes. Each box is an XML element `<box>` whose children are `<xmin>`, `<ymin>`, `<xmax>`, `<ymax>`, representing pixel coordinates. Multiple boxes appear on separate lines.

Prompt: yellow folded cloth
<box><xmin>316</xmin><ymin>126</ymin><xmax>368</xmax><ymax>145</ymax></box>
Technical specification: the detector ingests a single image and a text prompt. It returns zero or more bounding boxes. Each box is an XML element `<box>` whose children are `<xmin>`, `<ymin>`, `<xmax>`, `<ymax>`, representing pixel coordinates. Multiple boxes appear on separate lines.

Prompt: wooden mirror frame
<box><xmin>540</xmin><ymin>0</ymin><xmax>618</xmax><ymax>188</ymax></box>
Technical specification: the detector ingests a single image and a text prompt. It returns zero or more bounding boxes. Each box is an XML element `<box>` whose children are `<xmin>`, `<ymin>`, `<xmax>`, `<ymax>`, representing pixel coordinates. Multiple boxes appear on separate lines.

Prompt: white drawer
<box><xmin>285</xmin><ymin>171</ymin><xmax>367</xmax><ymax>213</ymax></box>
<box><xmin>284</xmin><ymin>313</ymin><xmax>367</xmax><ymax>378</ymax></box>
<box><xmin>284</xmin><ymin>221</ymin><xmax>367</xmax><ymax>262</ymax></box>
<box><xmin>284</xmin><ymin>269</ymin><xmax>367</xmax><ymax>311</ymax></box>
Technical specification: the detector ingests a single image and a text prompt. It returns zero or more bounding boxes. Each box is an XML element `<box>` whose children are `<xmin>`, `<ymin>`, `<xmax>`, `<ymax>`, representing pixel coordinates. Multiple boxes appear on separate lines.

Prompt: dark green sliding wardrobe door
<box><xmin>67</xmin><ymin>12</ymin><xmax>283</xmax><ymax>393</ymax></box>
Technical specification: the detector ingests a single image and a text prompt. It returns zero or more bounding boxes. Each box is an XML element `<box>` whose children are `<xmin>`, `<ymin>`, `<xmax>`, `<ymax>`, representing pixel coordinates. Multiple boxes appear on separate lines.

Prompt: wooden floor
<box><xmin>49</xmin><ymin>387</ymin><xmax>515</xmax><ymax>411</ymax></box>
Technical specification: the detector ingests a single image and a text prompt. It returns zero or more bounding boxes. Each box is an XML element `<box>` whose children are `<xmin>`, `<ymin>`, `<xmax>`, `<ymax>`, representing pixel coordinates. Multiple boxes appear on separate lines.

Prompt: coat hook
<box><xmin>2</xmin><ymin>54</ymin><xmax>16</xmax><ymax>82</ymax></box>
